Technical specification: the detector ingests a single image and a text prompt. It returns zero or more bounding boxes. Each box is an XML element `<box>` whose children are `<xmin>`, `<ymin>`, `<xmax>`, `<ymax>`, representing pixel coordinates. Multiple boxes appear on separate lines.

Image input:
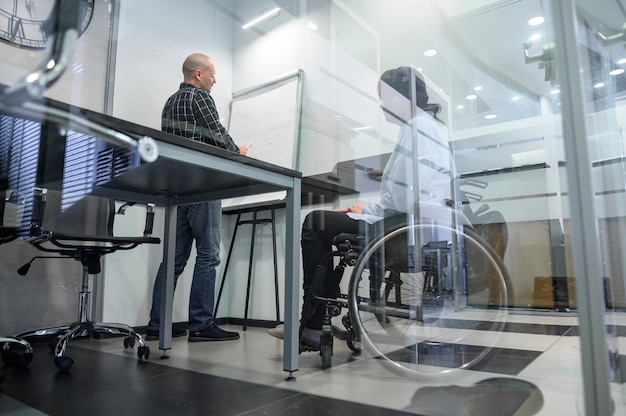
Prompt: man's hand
<box><xmin>336</xmin><ymin>202</ymin><xmax>367</xmax><ymax>214</ymax></box>
<box><xmin>238</xmin><ymin>144</ymin><xmax>248</xmax><ymax>156</ymax></box>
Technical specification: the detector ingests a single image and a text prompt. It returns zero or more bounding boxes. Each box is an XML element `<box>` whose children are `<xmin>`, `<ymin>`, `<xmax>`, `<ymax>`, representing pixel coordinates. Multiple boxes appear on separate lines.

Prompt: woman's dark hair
<box><xmin>379</xmin><ymin>66</ymin><xmax>442</xmax><ymax>122</ymax></box>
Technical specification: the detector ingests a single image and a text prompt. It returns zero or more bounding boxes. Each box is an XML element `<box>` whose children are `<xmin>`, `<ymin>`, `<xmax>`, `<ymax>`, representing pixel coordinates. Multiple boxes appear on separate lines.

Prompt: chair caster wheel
<box><xmin>346</xmin><ymin>329</ymin><xmax>362</xmax><ymax>352</ymax></box>
<box><xmin>55</xmin><ymin>356</ymin><xmax>74</xmax><ymax>371</ymax></box>
<box><xmin>137</xmin><ymin>345</ymin><xmax>150</xmax><ymax>360</ymax></box>
<box><xmin>2</xmin><ymin>349</ymin><xmax>33</xmax><ymax>367</ymax></box>
<box><xmin>123</xmin><ymin>337</ymin><xmax>135</xmax><ymax>348</ymax></box>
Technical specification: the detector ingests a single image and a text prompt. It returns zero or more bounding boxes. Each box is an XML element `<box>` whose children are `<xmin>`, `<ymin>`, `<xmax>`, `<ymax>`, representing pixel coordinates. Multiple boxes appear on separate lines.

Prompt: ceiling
<box><xmin>229</xmin><ymin>0</ymin><xmax>626</xmax><ymax>130</ymax></box>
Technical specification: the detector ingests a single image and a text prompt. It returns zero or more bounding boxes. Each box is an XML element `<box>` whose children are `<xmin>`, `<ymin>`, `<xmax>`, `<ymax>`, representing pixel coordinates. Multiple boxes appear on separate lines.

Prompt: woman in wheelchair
<box><xmin>269</xmin><ymin>66</ymin><xmax>453</xmax><ymax>351</ymax></box>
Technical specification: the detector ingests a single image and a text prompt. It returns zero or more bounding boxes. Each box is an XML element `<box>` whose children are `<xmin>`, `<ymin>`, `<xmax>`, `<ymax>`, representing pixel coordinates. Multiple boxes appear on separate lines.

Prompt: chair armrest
<box><xmin>143</xmin><ymin>203</ymin><xmax>155</xmax><ymax>237</ymax></box>
<box><xmin>115</xmin><ymin>201</ymin><xmax>156</xmax><ymax>237</ymax></box>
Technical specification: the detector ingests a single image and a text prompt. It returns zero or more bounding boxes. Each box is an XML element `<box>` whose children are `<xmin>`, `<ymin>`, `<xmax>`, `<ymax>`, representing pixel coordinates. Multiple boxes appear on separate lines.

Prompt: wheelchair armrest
<box><xmin>332</xmin><ymin>233</ymin><xmax>365</xmax><ymax>252</ymax></box>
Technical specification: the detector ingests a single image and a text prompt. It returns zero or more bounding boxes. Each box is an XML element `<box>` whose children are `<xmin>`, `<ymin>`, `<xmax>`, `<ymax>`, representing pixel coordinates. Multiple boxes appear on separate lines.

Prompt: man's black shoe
<box><xmin>145</xmin><ymin>327</ymin><xmax>187</xmax><ymax>341</ymax></box>
<box><xmin>188</xmin><ymin>322</ymin><xmax>240</xmax><ymax>342</ymax></box>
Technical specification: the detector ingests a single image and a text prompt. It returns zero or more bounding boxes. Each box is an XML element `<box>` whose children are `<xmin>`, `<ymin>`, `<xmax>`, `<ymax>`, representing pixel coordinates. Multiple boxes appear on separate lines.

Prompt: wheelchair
<box><xmin>302</xmin><ymin>213</ymin><xmax>513</xmax><ymax>379</ymax></box>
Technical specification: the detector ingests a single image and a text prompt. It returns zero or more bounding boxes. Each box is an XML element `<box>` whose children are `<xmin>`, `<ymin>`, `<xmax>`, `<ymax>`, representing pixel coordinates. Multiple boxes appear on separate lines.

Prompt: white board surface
<box><xmin>222</xmin><ymin>69</ymin><xmax>303</xmax><ymax>209</ymax></box>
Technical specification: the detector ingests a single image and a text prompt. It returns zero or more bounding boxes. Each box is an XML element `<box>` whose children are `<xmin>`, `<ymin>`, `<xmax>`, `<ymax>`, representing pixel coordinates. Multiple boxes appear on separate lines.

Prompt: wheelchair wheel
<box><xmin>347</xmin><ymin>223</ymin><xmax>512</xmax><ymax>379</ymax></box>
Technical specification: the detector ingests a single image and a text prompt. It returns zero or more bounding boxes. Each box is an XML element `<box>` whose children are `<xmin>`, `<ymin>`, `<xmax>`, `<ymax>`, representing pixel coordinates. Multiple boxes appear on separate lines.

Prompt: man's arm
<box><xmin>194</xmin><ymin>92</ymin><xmax>239</xmax><ymax>153</ymax></box>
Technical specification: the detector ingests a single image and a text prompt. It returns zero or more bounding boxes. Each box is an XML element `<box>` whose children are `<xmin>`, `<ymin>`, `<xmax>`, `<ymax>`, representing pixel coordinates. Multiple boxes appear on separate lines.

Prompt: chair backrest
<box><xmin>0</xmin><ymin>191</ymin><xmax>20</xmax><ymax>243</ymax></box>
<box><xmin>29</xmin><ymin>188</ymin><xmax>115</xmax><ymax>238</ymax></box>
<box><xmin>29</xmin><ymin>187</ymin><xmax>157</xmax><ymax>242</ymax></box>
<box><xmin>1</xmin><ymin>113</ymin><xmax>33</xmax><ymax>238</ymax></box>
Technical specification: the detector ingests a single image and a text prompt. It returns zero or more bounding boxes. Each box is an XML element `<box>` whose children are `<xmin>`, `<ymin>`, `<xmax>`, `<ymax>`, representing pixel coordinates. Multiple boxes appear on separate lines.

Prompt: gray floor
<box><xmin>1</xmin><ymin>311</ymin><xmax>625</xmax><ymax>415</ymax></box>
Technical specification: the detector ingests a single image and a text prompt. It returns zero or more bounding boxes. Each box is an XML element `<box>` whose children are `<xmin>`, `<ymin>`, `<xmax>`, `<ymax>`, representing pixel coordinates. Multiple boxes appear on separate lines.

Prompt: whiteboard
<box><xmin>222</xmin><ymin>69</ymin><xmax>303</xmax><ymax>209</ymax></box>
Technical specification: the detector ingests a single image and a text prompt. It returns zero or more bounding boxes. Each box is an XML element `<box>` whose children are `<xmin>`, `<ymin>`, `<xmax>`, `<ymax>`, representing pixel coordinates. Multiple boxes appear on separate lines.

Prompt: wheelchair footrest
<box><xmin>299</xmin><ymin>341</ymin><xmax>320</xmax><ymax>353</ymax></box>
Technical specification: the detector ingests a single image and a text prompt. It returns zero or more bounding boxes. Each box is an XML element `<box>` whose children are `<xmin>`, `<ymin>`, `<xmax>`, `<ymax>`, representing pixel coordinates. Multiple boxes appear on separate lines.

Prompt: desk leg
<box><xmin>283</xmin><ymin>179</ymin><xmax>301</xmax><ymax>380</ymax></box>
<box><xmin>158</xmin><ymin>202</ymin><xmax>177</xmax><ymax>355</ymax></box>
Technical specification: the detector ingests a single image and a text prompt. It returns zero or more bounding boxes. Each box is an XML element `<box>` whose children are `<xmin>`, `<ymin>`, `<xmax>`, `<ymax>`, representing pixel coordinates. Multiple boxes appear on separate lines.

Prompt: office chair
<box><xmin>15</xmin><ymin>188</ymin><xmax>160</xmax><ymax>371</ymax></box>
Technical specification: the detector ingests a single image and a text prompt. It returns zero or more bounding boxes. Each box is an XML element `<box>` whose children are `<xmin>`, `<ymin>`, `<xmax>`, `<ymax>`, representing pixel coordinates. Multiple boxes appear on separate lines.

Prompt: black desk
<box><xmin>1</xmin><ymin>100</ymin><xmax>303</xmax><ymax>378</ymax></box>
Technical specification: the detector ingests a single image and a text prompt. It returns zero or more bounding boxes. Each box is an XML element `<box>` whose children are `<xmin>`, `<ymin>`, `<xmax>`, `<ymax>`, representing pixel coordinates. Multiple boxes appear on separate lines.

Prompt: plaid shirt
<box><xmin>161</xmin><ymin>82</ymin><xmax>239</xmax><ymax>153</ymax></box>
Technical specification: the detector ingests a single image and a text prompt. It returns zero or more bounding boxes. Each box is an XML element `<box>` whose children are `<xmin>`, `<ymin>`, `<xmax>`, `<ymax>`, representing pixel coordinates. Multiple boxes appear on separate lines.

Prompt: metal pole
<box><xmin>550</xmin><ymin>1</ymin><xmax>612</xmax><ymax>414</ymax></box>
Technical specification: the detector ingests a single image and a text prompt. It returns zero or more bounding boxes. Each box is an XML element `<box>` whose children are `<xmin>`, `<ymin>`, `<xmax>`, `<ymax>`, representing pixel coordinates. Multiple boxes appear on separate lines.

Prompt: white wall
<box><xmin>102</xmin><ymin>0</ymin><xmax>239</xmax><ymax>325</ymax></box>
<box><xmin>111</xmin><ymin>0</ymin><xmax>235</xmax><ymax>129</ymax></box>
<box><xmin>2</xmin><ymin>0</ymin><xmax>625</xmax><ymax>334</ymax></box>
<box><xmin>101</xmin><ymin>0</ymin><xmax>397</xmax><ymax>326</ymax></box>
<box><xmin>99</xmin><ymin>0</ymin><xmax>626</xmax><ymax>325</ymax></box>
<box><xmin>217</xmin><ymin>3</ymin><xmax>392</xmax><ymax>323</ymax></box>
<box><xmin>0</xmin><ymin>0</ymin><xmax>111</xmax><ymax>112</ymax></box>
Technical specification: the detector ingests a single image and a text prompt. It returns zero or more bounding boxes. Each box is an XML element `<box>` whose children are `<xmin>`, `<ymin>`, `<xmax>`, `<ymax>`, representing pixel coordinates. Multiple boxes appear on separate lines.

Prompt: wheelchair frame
<box><xmin>304</xmin><ymin>219</ymin><xmax>513</xmax><ymax>377</ymax></box>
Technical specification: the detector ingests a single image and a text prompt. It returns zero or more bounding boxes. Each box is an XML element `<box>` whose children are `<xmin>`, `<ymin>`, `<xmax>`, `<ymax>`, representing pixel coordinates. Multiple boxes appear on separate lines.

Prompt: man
<box><xmin>269</xmin><ymin>67</ymin><xmax>451</xmax><ymax>348</ymax></box>
<box><xmin>147</xmin><ymin>53</ymin><xmax>247</xmax><ymax>342</ymax></box>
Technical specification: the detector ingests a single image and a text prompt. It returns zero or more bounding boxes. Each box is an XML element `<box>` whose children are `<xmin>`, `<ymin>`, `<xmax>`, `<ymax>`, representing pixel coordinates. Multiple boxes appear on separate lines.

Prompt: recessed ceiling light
<box><xmin>512</xmin><ymin>95</ymin><xmax>520</xmax><ymax>101</ymax></box>
<box><xmin>550</xmin><ymin>88</ymin><xmax>560</xmax><ymax>94</ymax></box>
<box><xmin>485</xmin><ymin>114</ymin><xmax>497</xmax><ymax>120</ymax></box>
<box><xmin>456</xmin><ymin>104</ymin><xmax>465</xmax><ymax>109</ymax></box>
<box><xmin>242</xmin><ymin>7</ymin><xmax>280</xmax><ymax>29</ymax></box>
<box><xmin>474</xmin><ymin>86</ymin><xmax>482</xmax><ymax>91</ymax></box>
<box><xmin>594</xmin><ymin>82</ymin><xmax>605</xmax><ymax>88</ymax></box>
<box><xmin>423</xmin><ymin>49</ymin><xmax>437</xmax><ymax>57</ymax></box>
<box><xmin>530</xmin><ymin>34</ymin><xmax>541</xmax><ymax>41</ymax></box>
<box><xmin>307</xmin><ymin>20</ymin><xmax>318</xmax><ymax>31</ymax></box>
<box><xmin>466</xmin><ymin>94</ymin><xmax>477</xmax><ymax>100</ymax></box>
<box><xmin>528</xmin><ymin>16</ymin><xmax>544</xmax><ymax>26</ymax></box>
<box><xmin>618</xmin><ymin>58</ymin><xmax>626</xmax><ymax>65</ymax></box>
<box><xmin>610</xmin><ymin>68</ymin><xmax>625</xmax><ymax>76</ymax></box>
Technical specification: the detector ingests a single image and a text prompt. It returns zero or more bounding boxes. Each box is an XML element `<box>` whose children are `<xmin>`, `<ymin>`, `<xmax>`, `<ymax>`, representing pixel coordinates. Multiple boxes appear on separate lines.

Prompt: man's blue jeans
<box><xmin>148</xmin><ymin>200</ymin><xmax>221</xmax><ymax>332</ymax></box>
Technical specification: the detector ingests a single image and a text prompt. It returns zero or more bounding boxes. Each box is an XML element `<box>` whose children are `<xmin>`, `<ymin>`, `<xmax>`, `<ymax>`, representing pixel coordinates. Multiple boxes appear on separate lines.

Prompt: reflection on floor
<box><xmin>1</xmin><ymin>312</ymin><xmax>625</xmax><ymax>415</ymax></box>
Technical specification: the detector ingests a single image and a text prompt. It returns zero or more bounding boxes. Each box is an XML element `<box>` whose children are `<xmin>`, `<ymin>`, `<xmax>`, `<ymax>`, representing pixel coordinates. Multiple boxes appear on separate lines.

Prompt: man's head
<box><xmin>380</xmin><ymin>67</ymin><xmax>428</xmax><ymax>107</ymax></box>
<box><xmin>378</xmin><ymin>67</ymin><xmax>440</xmax><ymax>125</ymax></box>
<box><xmin>182</xmin><ymin>53</ymin><xmax>216</xmax><ymax>93</ymax></box>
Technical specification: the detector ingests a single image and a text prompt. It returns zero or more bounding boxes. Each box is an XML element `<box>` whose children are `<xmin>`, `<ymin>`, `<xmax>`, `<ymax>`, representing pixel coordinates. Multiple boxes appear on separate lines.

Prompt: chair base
<box><xmin>16</xmin><ymin>321</ymin><xmax>150</xmax><ymax>371</ymax></box>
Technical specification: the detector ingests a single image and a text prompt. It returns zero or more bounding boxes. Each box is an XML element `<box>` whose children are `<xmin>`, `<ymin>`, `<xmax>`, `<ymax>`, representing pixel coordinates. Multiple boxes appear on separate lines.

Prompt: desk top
<box><xmin>83</xmin><ymin>110</ymin><xmax>301</xmax><ymax>205</ymax></box>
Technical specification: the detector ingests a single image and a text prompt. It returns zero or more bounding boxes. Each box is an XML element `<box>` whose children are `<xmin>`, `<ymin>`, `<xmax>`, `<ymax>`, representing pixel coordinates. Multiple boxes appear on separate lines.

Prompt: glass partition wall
<box><xmin>0</xmin><ymin>0</ymin><xmax>623</xmax><ymax>414</ymax></box>
<box><xmin>295</xmin><ymin>2</ymin><xmax>622</xmax><ymax>413</ymax></box>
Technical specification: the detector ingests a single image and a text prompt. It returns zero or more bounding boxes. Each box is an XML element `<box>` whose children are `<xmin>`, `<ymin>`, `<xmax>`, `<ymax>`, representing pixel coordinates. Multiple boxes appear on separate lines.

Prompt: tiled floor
<box><xmin>1</xmin><ymin>312</ymin><xmax>625</xmax><ymax>415</ymax></box>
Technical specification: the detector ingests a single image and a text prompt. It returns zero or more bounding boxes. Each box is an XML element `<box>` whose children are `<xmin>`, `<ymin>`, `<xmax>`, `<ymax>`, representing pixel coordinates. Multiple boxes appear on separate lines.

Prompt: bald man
<box><xmin>147</xmin><ymin>53</ymin><xmax>245</xmax><ymax>342</ymax></box>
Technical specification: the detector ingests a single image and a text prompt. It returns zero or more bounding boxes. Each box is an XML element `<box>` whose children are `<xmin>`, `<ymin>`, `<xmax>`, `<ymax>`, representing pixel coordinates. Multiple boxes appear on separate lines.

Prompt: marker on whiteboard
<box><xmin>247</xmin><ymin>142</ymin><xmax>254</xmax><ymax>148</ymax></box>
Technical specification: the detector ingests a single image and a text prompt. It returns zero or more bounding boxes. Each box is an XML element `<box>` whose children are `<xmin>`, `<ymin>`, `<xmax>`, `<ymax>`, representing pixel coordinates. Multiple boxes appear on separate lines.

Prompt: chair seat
<box><xmin>49</xmin><ymin>232</ymin><xmax>161</xmax><ymax>245</ymax></box>
<box><xmin>33</xmin><ymin>231</ymin><xmax>160</xmax><ymax>246</ymax></box>
<box><xmin>0</xmin><ymin>226</ymin><xmax>17</xmax><ymax>238</ymax></box>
